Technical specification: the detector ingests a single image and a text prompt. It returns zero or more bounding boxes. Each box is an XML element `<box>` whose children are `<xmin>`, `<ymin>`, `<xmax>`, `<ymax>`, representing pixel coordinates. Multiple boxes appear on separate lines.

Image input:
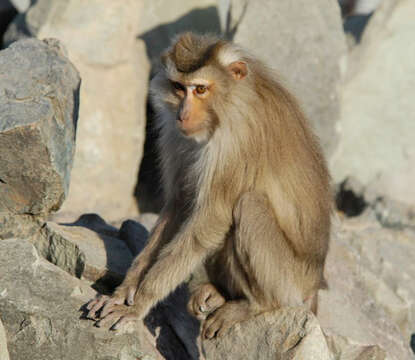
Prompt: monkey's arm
<box><xmin>94</xmin><ymin>208</ymin><xmax>232</xmax><ymax>329</ymax></box>
<box><xmin>86</xmin><ymin>215</ymin><xmax>170</xmax><ymax>318</ymax></box>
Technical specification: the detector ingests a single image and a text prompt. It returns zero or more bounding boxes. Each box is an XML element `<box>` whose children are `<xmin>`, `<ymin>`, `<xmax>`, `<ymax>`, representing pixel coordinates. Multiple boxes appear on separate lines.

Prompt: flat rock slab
<box><xmin>0</xmin><ymin>38</ymin><xmax>80</xmax><ymax>215</ymax></box>
<box><xmin>0</xmin><ymin>239</ymin><xmax>161</xmax><ymax>360</ymax></box>
<box><xmin>37</xmin><ymin>222</ymin><xmax>134</xmax><ymax>285</ymax></box>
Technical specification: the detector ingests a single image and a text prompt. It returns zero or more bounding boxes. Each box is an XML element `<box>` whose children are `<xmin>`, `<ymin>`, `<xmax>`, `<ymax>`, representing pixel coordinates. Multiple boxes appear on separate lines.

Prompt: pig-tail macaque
<box><xmin>86</xmin><ymin>32</ymin><xmax>331</xmax><ymax>339</ymax></box>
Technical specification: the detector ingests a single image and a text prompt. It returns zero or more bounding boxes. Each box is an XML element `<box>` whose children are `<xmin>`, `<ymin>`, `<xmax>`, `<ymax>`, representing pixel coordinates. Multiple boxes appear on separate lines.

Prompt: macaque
<box><xmin>87</xmin><ymin>33</ymin><xmax>331</xmax><ymax>339</ymax></box>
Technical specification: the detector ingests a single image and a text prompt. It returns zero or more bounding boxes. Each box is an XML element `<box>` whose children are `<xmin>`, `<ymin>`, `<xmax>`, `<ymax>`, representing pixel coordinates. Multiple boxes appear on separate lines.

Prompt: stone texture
<box><xmin>8</xmin><ymin>0</ymin><xmax>30</xmax><ymax>12</ymax></box>
<box><xmin>0</xmin><ymin>213</ymin><xmax>42</xmax><ymax>240</ymax></box>
<box><xmin>0</xmin><ymin>317</ymin><xmax>10</xmax><ymax>360</ymax></box>
<box><xmin>0</xmin><ymin>38</ymin><xmax>80</xmax><ymax>216</ymax></box>
<box><xmin>325</xmin><ymin>332</ymin><xmax>387</xmax><ymax>360</ymax></box>
<box><xmin>330</xmin><ymin>0</ymin><xmax>415</xmax><ymax>205</ymax></box>
<box><xmin>0</xmin><ymin>239</ymin><xmax>162</xmax><ymax>360</ymax></box>
<box><xmin>202</xmin><ymin>307</ymin><xmax>333</xmax><ymax>359</ymax></box>
<box><xmin>225</xmin><ymin>0</ymin><xmax>347</xmax><ymax>156</ymax></box>
<box><xmin>319</xmin><ymin>215</ymin><xmax>414</xmax><ymax>360</ymax></box>
<box><xmin>35</xmin><ymin>219</ymin><xmax>135</xmax><ymax>286</ymax></box>
<box><xmin>5</xmin><ymin>0</ymin><xmax>150</xmax><ymax>222</ymax></box>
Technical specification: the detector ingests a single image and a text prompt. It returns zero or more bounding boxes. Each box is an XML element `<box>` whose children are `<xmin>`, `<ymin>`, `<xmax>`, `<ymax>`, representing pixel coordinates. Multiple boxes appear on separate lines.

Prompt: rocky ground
<box><xmin>1</xmin><ymin>0</ymin><xmax>414</xmax><ymax>359</ymax></box>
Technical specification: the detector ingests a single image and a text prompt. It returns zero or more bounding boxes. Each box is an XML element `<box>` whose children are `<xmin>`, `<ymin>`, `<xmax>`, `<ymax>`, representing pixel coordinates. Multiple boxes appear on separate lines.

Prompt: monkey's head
<box><xmin>151</xmin><ymin>32</ymin><xmax>249</xmax><ymax>143</ymax></box>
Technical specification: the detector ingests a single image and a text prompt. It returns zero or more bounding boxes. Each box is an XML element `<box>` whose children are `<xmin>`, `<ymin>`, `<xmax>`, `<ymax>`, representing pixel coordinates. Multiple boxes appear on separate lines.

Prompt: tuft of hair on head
<box><xmin>163</xmin><ymin>32</ymin><xmax>222</xmax><ymax>73</ymax></box>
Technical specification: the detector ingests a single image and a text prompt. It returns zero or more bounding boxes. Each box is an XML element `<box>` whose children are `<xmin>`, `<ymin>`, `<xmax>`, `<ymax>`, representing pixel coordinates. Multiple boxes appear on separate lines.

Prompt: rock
<box><xmin>319</xmin><ymin>215</ymin><xmax>415</xmax><ymax>359</ymax></box>
<box><xmin>8</xmin><ymin>0</ymin><xmax>30</xmax><ymax>12</ymax></box>
<box><xmin>35</xmin><ymin>220</ymin><xmax>135</xmax><ymax>287</ymax></box>
<box><xmin>137</xmin><ymin>213</ymin><xmax>159</xmax><ymax>232</ymax></box>
<box><xmin>325</xmin><ymin>332</ymin><xmax>387</xmax><ymax>360</ymax></box>
<box><xmin>66</xmin><ymin>213</ymin><xmax>119</xmax><ymax>238</ymax></box>
<box><xmin>0</xmin><ymin>239</ymin><xmax>162</xmax><ymax>360</ymax></box>
<box><xmin>5</xmin><ymin>0</ymin><xmax>150</xmax><ymax>222</ymax></box>
<box><xmin>330</xmin><ymin>0</ymin><xmax>415</xmax><ymax>206</ymax></box>
<box><xmin>225</xmin><ymin>0</ymin><xmax>346</xmax><ymax>156</ymax></box>
<box><xmin>0</xmin><ymin>213</ymin><xmax>42</xmax><ymax>240</ymax></box>
<box><xmin>202</xmin><ymin>307</ymin><xmax>333</xmax><ymax>359</ymax></box>
<box><xmin>0</xmin><ymin>317</ymin><xmax>10</xmax><ymax>360</ymax></box>
<box><xmin>0</xmin><ymin>38</ymin><xmax>80</xmax><ymax>216</ymax></box>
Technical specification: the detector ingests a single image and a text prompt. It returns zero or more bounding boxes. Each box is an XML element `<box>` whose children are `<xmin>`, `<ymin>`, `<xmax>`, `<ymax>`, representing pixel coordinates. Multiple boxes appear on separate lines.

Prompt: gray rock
<box><xmin>202</xmin><ymin>307</ymin><xmax>334</xmax><ymax>359</ymax></box>
<box><xmin>8</xmin><ymin>0</ymin><xmax>31</xmax><ymax>12</ymax></box>
<box><xmin>35</xmin><ymin>221</ymin><xmax>134</xmax><ymax>287</ymax></box>
<box><xmin>225</xmin><ymin>0</ymin><xmax>347</xmax><ymax>156</ymax></box>
<box><xmin>325</xmin><ymin>332</ymin><xmax>387</xmax><ymax>360</ymax></box>
<box><xmin>330</xmin><ymin>0</ymin><xmax>415</xmax><ymax>206</ymax></box>
<box><xmin>0</xmin><ymin>317</ymin><xmax>10</xmax><ymax>360</ymax></box>
<box><xmin>319</xmin><ymin>216</ymin><xmax>414</xmax><ymax>360</ymax></box>
<box><xmin>0</xmin><ymin>38</ymin><xmax>80</xmax><ymax>216</ymax></box>
<box><xmin>0</xmin><ymin>213</ymin><xmax>42</xmax><ymax>240</ymax></box>
<box><xmin>0</xmin><ymin>239</ymin><xmax>162</xmax><ymax>360</ymax></box>
<box><xmin>5</xmin><ymin>0</ymin><xmax>150</xmax><ymax>222</ymax></box>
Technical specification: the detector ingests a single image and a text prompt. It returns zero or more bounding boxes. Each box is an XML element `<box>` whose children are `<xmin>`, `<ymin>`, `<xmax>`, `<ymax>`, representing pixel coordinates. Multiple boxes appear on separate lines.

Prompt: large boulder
<box><xmin>330</xmin><ymin>0</ymin><xmax>415</xmax><ymax>205</ymax></box>
<box><xmin>0</xmin><ymin>239</ymin><xmax>162</xmax><ymax>360</ymax></box>
<box><xmin>319</xmin><ymin>214</ymin><xmax>415</xmax><ymax>360</ymax></box>
<box><xmin>225</xmin><ymin>0</ymin><xmax>347</xmax><ymax>156</ymax></box>
<box><xmin>5</xmin><ymin>0</ymin><xmax>150</xmax><ymax>222</ymax></box>
<box><xmin>202</xmin><ymin>307</ymin><xmax>334</xmax><ymax>360</ymax></box>
<box><xmin>0</xmin><ymin>317</ymin><xmax>10</xmax><ymax>360</ymax></box>
<box><xmin>0</xmin><ymin>38</ymin><xmax>80</xmax><ymax>216</ymax></box>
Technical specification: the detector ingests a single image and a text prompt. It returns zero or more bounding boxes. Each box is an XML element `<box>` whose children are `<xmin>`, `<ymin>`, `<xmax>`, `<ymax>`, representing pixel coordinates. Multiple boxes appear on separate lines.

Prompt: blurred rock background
<box><xmin>0</xmin><ymin>0</ymin><xmax>414</xmax><ymax>359</ymax></box>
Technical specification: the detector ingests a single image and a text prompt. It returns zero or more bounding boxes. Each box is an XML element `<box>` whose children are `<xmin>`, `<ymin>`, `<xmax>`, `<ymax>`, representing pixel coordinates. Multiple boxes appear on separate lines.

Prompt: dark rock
<box><xmin>0</xmin><ymin>38</ymin><xmax>80</xmax><ymax>216</ymax></box>
<box><xmin>119</xmin><ymin>219</ymin><xmax>149</xmax><ymax>256</ymax></box>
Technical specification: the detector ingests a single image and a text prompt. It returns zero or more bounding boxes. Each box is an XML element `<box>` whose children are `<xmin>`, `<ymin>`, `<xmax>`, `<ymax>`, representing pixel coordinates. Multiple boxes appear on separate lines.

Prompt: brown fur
<box><xmin>86</xmin><ymin>33</ymin><xmax>331</xmax><ymax>338</ymax></box>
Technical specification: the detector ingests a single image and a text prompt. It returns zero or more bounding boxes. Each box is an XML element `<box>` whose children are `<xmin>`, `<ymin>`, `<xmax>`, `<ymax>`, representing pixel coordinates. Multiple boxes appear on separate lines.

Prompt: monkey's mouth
<box><xmin>176</xmin><ymin>120</ymin><xmax>205</xmax><ymax>137</ymax></box>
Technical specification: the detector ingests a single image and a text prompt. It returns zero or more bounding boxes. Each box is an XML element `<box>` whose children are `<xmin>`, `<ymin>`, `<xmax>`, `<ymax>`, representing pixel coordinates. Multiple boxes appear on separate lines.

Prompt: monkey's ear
<box><xmin>228</xmin><ymin>61</ymin><xmax>248</xmax><ymax>80</ymax></box>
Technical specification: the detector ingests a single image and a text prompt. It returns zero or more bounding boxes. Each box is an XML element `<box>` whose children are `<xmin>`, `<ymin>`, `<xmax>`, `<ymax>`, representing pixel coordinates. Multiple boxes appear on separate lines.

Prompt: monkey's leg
<box><xmin>203</xmin><ymin>192</ymin><xmax>305</xmax><ymax>339</ymax></box>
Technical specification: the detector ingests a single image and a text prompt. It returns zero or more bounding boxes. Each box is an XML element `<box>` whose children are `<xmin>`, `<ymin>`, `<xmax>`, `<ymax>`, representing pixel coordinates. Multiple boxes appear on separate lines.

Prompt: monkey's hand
<box><xmin>188</xmin><ymin>283</ymin><xmax>225</xmax><ymax>320</ymax></box>
<box><xmin>86</xmin><ymin>283</ymin><xmax>137</xmax><ymax>322</ymax></box>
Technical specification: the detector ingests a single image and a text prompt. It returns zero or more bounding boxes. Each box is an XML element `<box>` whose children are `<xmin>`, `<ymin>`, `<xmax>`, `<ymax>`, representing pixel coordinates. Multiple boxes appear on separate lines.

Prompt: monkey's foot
<box><xmin>202</xmin><ymin>300</ymin><xmax>252</xmax><ymax>339</ymax></box>
<box><xmin>188</xmin><ymin>283</ymin><xmax>226</xmax><ymax>320</ymax></box>
<box><xmin>93</xmin><ymin>303</ymin><xmax>140</xmax><ymax>330</ymax></box>
<box><xmin>86</xmin><ymin>284</ymin><xmax>137</xmax><ymax>321</ymax></box>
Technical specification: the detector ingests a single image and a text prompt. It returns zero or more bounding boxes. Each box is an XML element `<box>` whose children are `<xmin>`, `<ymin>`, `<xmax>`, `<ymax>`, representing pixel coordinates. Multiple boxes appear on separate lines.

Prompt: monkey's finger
<box><xmin>191</xmin><ymin>297</ymin><xmax>207</xmax><ymax>320</ymax></box>
<box><xmin>216</xmin><ymin>321</ymin><xmax>231</xmax><ymax>338</ymax></box>
<box><xmin>205</xmin><ymin>294</ymin><xmax>225</xmax><ymax>313</ymax></box>
<box><xmin>203</xmin><ymin>317</ymin><xmax>224</xmax><ymax>339</ymax></box>
<box><xmin>86</xmin><ymin>295</ymin><xmax>107</xmax><ymax>311</ymax></box>
<box><xmin>86</xmin><ymin>295</ymin><xmax>109</xmax><ymax>319</ymax></box>
<box><xmin>126</xmin><ymin>287</ymin><xmax>136</xmax><ymax>306</ymax></box>
<box><xmin>95</xmin><ymin>309</ymin><xmax>124</xmax><ymax>329</ymax></box>
<box><xmin>100</xmin><ymin>298</ymin><xmax>124</xmax><ymax>318</ymax></box>
<box><xmin>111</xmin><ymin>313</ymin><xmax>138</xmax><ymax>330</ymax></box>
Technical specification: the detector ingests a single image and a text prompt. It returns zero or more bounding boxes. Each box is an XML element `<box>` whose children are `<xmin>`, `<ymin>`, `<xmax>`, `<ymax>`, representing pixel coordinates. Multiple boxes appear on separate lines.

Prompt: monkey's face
<box><xmin>159</xmin><ymin>62</ymin><xmax>248</xmax><ymax>143</ymax></box>
<box><xmin>151</xmin><ymin>33</ymin><xmax>249</xmax><ymax>143</ymax></box>
<box><xmin>167</xmin><ymin>76</ymin><xmax>218</xmax><ymax>142</ymax></box>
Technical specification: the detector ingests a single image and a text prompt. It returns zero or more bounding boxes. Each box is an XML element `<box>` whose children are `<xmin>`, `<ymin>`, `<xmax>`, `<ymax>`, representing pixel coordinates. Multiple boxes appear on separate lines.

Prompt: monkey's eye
<box><xmin>195</xmin><ymin>85</ymin><xmax>207</xmax><ymax>95</ymax></box>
